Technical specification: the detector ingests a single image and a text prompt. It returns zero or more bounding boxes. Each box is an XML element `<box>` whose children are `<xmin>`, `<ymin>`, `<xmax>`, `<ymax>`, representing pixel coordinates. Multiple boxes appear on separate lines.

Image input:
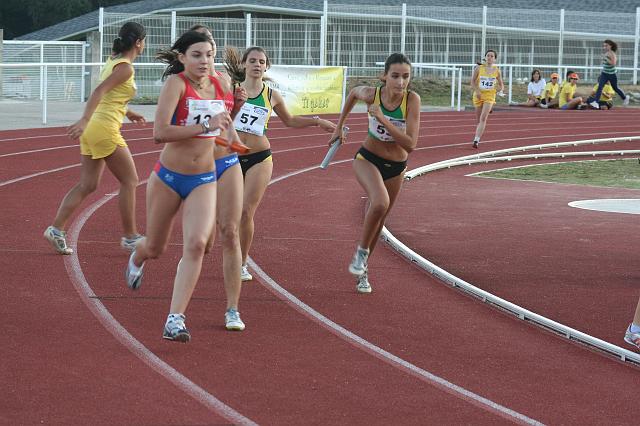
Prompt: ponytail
<box><xmin>112</xmin><ymin>22</ymin><xmax>146</xmax><ymax>54</ymax></box>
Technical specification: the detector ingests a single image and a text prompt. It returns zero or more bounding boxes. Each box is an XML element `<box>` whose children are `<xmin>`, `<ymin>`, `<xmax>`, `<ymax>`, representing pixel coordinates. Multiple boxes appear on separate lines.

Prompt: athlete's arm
<box><xmin>327</xmin><ymin>86</ymin><xmax>375</xmax><ymax>144</ymax></box>
<box><xmin>270</xmin><ymin>90</ymin><xmax>335</xmax><ymax>132</ymax></box>
<box><xmin>497</xmin><ymin>69</ymin><xmax>505</xmax><ymax>93</ymax></box>
<box><xmin>371</xmin><ymin>91</ymin><xmax>421</xmax><ymax>153</ymax></box>
<box><xmin>67</xmin><ymin>61</ymin><xmax>133</xmax><ymax>139</ymax></box>
<box><xmin>470</xmin><ymin>67</ymin><xmax>480</xmax><ymax>97</ymax></box>
<box><xmin>153</xmin><ymin>75</ymin><xmax>231</xmax><ymax>144</ymax></box>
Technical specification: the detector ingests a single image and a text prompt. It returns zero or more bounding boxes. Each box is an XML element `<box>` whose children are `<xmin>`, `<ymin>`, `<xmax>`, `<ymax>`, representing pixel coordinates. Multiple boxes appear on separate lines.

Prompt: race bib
<box><xmin>233</xmin><ymin>103</ymin><xmax>269</xmax><ymax>136</ymax></box>
<box><xmin>368</xmin><ymin>114</ymin><xmax>406</xmax><ymax>143</ymax></box>
<box><xmin>479</xmin><ymin>76</ymin><xmax>496</xmax><ymax>90</ymax></box>
<box><xmin>187</xmin><ymin>99</ymin><xmax>226</xmax><ymax>137</ymax></box>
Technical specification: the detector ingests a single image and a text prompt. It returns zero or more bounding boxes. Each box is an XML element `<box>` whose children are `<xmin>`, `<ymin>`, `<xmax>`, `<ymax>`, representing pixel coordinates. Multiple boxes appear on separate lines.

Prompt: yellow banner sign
<box><xmin>264</xmin><ymin>66</ymin><xmax>346</xmax><ymax>115</ymax></box>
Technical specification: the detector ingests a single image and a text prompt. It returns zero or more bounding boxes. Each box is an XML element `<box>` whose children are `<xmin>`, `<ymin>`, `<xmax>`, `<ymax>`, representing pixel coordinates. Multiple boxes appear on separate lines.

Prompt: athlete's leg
<box><xmin>474</xmin><ymin>102</ymin><xmax>493</xmax><ymax>140</ymax></box>
<box><xmin>52</xmin><ymin>155</ymin><xmax>105</xmax><ymax>229</ymax></box>
<box><xmin>131</xmin><ymin>172</ymin><xmax>181</xmax><ymax>267</ymax></box>
<box><xmin>104</xmin><ymin>145</ymin><xmax>139</xmax><ymax>238</ymax></box>
<box><xmin>169</xmin><ymin>182</ymin><xmax>217</xmax><ymax>314</ymax></box>
<box><xmin>353</xmin><ymin>158</ymin><xmax>390</xmax><ymax>251</ymax></box>
<box><xmin>240</xmin><ymin>160</ymin><xmax>273</xmax><ymax>264</ymax></box>
<box><xmin>216</xmin><ymin>164</ymin><xmax>243</xmax><ymax>310</ymax></box>
<box><xmin>368</xmin><ymin>171</ymin><xmax>405</xmax><ymax>255</ymax></box>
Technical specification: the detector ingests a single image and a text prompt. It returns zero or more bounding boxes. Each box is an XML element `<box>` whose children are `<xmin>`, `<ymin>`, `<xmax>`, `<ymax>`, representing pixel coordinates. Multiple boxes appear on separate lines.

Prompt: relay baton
<box><xmin>320</xmin><ymin>126</ymin><xmax>349</xmax><ymax>169</ymax></box>
<box><xmin>215</xmin><ymin>137</ymin><xmax>250</xmax><ymax>154</ymax></box>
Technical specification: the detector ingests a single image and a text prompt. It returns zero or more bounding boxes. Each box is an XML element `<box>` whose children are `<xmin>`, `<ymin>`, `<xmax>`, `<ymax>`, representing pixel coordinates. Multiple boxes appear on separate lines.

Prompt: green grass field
<box><xmin>478</xmin><ymin>158</ymin><xmax>640</xmax><ymax>190</ymax></box>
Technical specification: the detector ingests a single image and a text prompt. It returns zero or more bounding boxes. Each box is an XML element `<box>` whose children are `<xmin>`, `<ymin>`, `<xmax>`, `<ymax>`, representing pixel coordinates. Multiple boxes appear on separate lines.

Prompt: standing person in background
<box><xmin>329</xmin><ymin>53</ymin><xmax>421</xmax><ymax>293</ymax></box>
<box><xmin>44</xmin><ymin>22</ymin><xmax>146</xmax><ymax>255</ymax></box>
<box><xmin>540</xmin><ymin>72</ymin><xmax>560</xmax><ymax>109</ymax></box>
<box><xmin>471</xmin><ymin>49</ymin><xmax>504</xmax><ymax>149</ymax></box>
<box><xmin>588</xmin><ymin>39</ymin><xmax>630</xmax><ymax>109</ymax></box>
<box><xmin>224</xmin><ymin>46</ymin><xmax>335</xmax><ymax>282</ymax></box>
<box><xmin>589</xmin><ymin>81</ymin><xmax>616</xmax><ymax>109</ymax></box>
<box><xmin>125</xmin><ymin>31</ymin><xmax>237</xmax><ymax>342</ymax></box>
<box><xmin>559</xmin><ymin>72</ymin><xmax>584</xmax><ymax>110</ymax></box>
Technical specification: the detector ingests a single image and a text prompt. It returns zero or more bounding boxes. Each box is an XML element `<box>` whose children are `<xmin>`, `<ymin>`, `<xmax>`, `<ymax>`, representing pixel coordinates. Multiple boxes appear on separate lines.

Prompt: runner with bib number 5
<box><xmin>224</xmin><ymin>46</ymin><xmax>336</xmax><ymax>282</ymax></box>
<box><xmin>328</xmin><ymin>53</ymin><xmax>421</xmax><ymax>294</ymax></box>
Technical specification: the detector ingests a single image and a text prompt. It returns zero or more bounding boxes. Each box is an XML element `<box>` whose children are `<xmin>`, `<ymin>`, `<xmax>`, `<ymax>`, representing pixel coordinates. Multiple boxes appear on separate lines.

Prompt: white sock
<box><xmin>630</xmin><ymin>323</ymin><xmax>640</xmax><ymax>333</ymax></box>
<box><xmin>473</xmin><ymin>137</ymin><xmax>480</xmax><ymax>142</ymax></box>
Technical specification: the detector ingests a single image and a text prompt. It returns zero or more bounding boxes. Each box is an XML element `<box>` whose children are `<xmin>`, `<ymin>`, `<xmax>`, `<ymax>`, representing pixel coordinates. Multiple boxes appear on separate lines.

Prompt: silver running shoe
<box><xmin>348</xmin><ymin>246</ymin><xmax>369</xmax><ymax>276</ymax></box>
<box><xmin>356</xmin><ymin>271</ymin><xmax>372</xmax><ymax>294</ymax></box>
<box><xmin>125</xmin><ymin>250</ymin><xmax>145</xmax><ymax>290</ymax></box>
<box><xmin>225</xmin><ymin>308</ymin><xmax>246</xmax><ymax>331</ymax></box>
<box><xmin>121</xmin><ymin>234</ymin><xmax>143</xmax><ymax>252</ymax></box>
<box><xmin>624</xmin><ymin>95</ymin><xmax>630</xmax><ymax>106</ymax></box>
<box><xmin>43</xmin><ymin>225</ymin><xmax>73</xmax><ymax>255</ymax></box>
<box><xmin>624</xmin><ymin>324</ymin><xmax>640</xmax><ymax>349</ymax></box>
<box><xmin>241</xmin><ymin>265</ymin><xmax>253</xmax><ymax>282</ymax></box>
<box><xmin>589</xmin><ymin>101</ymin><xmax>600</xmax><ymax>109</ymax></box>
<box><xmin>163</xmin><ymin>313</ymin><xmax>191</xmax><ymax>342</ymax></box>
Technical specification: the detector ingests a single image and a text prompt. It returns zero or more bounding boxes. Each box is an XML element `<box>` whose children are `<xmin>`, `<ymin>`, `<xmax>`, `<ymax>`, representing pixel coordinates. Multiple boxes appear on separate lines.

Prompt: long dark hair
<box><xmin>224</xmin><ymin>46</ymin><xmax>271</xmax><ymax>84</ymax></box>
<box><xmin>530</xmin><ymin>69</ymin><xmax>541</xmax><ymax>82</ymax></box>
<box><xmin>112</xmin><ymin>22</ymin><xmax>146</xmax><ymax>54</ymax></box>
<box><xmin>383</xmin><ymin>53</ymin><xmax>411</xmax><ymax>74</ymax></box>
<box><xmin>604</xmin><ymin>39</ymin><xmax>618</xmax><ymax>52</ymax></box>
<box><xmin>156</xmin><ymin>30</ymin><xmax>214</xmax><ymax>80</ymax></box>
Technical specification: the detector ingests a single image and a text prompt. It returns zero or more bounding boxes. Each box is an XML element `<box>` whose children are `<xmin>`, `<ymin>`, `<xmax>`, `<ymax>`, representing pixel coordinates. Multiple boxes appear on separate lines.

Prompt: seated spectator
<box><xmin>589</xmin><ymin>81</ymin><xmax>616</xmax><ymax>109</ymax></box>
<box><xmin>540</xmin><ymin>72</ymin><xmax>560</xmax><ymax>108</ymax></box>
<box><xmin>521</xmin><ymin>69</ymin><xmax>545</xmax><ymax>107</ymax></box>
<box><xmin>559</xmin><ymin>72</ymin><xmax>584</xmax><ymax>110</ymax></box>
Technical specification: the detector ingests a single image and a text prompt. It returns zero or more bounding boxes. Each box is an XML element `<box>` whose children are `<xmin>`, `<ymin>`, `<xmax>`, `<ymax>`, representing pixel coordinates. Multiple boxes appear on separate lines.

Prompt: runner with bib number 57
<box><xmin>328</xmin><ymin>53</ymin><xmax>421</xmax><ymax>294</ymax></box>
<box><xmin>224</xmin><ymin>46</ymin><xmax>336</xmax><ymax>282</ymax></box>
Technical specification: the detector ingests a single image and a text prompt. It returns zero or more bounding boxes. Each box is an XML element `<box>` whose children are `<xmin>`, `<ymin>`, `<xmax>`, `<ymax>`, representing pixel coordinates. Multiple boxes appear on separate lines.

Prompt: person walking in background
<box><xmin>125</xmin><ymin>31</ymin><xmax>237</xmax><ymax>342</ymax></box>
<box><xmin>588</xmin><ymin>39</ymin><xmax>630</xmax><ymax>109</ymax></box>
<box><xmin>328</xmin><ymin>53</ymin><xmax>421</xmax><ymax>293</ymax></box>
<box><xmin>589</xmin><ymin>81</ymin><xmax>616</xmax><ymax>109</ymax></box>
<box><xmin>559</xmin><ymin>72</ymin><xmax>584</xmax><ymax>110</ymax></box>
<box><xmin>540</xmin><ymin>72</ymin><xmax>560</xmax><ymax>109</ymax></box>
<box><xmin>44</xmin><ymin>22</ymin><xmax>147</xmax><ymax>255</ymax></box>
<box><xmin>224</xmin><ymin>46</ymin><xmax>335</xmax><ymax>283</ymax></box>
<box><xmin>471</xmin><ymin>49</ymin><xmax>504</xmax><ymax>149</ymax></box>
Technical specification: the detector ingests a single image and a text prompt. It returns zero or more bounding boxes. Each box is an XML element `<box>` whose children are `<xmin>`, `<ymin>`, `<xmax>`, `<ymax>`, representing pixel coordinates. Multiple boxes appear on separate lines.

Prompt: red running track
<box><xmin>2</xmin><ymin>108</ymin><xmax>640</xmax><ymax>425</ymax></box>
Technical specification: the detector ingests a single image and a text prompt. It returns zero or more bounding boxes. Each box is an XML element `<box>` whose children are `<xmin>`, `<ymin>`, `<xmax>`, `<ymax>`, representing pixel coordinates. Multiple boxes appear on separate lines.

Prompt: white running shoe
<box><xmin>163</xmin><ymin>313</ymin><xmax>191</xmax><ymax>342</ymax></box>
<box><xmin>348</xmin><ymin>246</ymin><xmax>369</xmax><ymax>276</ymax></box>
<box><xmin>356</xmin><ymin>271</ymin><xmax>372</xmax><ymax>294</ymax></box>
<box><xmin>624</xmin><ymin>95</ymin><xmax>630</xmax><ymax>106</ymax></box>
<box><xmin>43</xmin><ymin>225</ymin><xmax>73</xmax><ymax>255</ymax></box>
<box><xmin>121</xmin><ymin>234</ymin><xmax>143</xmax><ymax>252</ymax></box>
<box><xmin>225</xmin><ymin>308</ymin><xmax>245</xmax><ymax>331</ymax></box>
<box><xmin>241</xmin><ymin>265</ymin><xmax>253</xmax><ymax>282</ymax></box>
<box><xmin>125</xmin><ymin>250</ymin><xmax>145</xmax><ymax>290</ymax></box>
<box><xmin>589</xmin><ymin>101</ymin><xmax>600</xmax><ymax>109</ymax></box>
<box><xmin>624</xmin><ymin>324</ymin><xmax>640</xmax><ymax>349</ymax></box>
<box><xmin>539</xmin><ymin>103</ymin><xmax>548</xmax><ymax>109</ymax></box>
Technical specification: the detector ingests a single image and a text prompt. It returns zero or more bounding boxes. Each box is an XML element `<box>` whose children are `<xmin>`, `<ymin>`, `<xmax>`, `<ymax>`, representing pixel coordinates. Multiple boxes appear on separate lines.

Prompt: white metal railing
<box><xmin>92</xmin><ymin>3</ymin><xmax>640</xmax><ymax>84</ymax></box>
<box><xmin>383</xmin><ymin>137</ymin><xmax>640</xmax><ymax>365</ymax></box>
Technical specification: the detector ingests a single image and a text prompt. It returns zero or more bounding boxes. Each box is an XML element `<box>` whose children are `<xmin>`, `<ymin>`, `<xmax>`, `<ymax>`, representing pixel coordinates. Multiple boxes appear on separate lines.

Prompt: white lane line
<box><xmin>243</xmin><ymin>163</ymin><xmax>544</xmax><ymax>425</ymax></box>
<box><xmin>64</xmin><ymin>186</ymin><xmax>257</xmax><ymax>425</ymax></box>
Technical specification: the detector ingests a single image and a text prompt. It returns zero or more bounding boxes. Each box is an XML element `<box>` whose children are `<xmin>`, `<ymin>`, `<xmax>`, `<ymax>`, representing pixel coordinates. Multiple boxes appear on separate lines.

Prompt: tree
<box><xmin>0</xmin><ymin>0</ymin><xmax>140</xmax><ymax>39</ymax></box>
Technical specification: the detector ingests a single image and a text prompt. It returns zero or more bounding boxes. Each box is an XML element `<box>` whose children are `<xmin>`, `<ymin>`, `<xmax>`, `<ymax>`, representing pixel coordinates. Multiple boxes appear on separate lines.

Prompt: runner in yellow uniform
<box><xmin>471</xmin><ymin>50</ymin><xmax>504</xmax><ymax>149</ymax></box>
<box><xmin>44</xmin><ymin>22</ymin><xmax>146</xmax><ymax>255</ymax></box>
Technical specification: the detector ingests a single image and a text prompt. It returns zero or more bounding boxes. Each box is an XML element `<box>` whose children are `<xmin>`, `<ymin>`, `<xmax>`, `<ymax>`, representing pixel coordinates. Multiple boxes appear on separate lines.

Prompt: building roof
<box><xmin>17</xmin><ymin>0</ymin><xmax>639</xmax><ymax>41</ymax></box>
